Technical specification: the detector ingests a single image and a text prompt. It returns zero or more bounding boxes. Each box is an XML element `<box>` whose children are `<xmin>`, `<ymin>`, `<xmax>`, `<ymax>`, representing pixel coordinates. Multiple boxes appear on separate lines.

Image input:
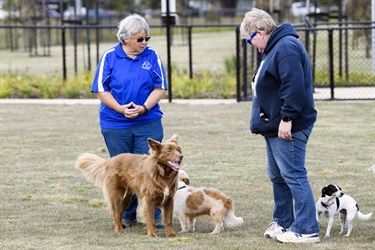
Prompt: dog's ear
<box><xmin>321</xmin><ymin>187</ymin><xmax>327</xmax><ymax>196</ymax></box>
<box><xmin>181</xmin><ymin>177</ymin><xmax>190</xmax><ymax>185</ymax></box>
<box><xmin>148</xmin><ymin>138</ymin><xmax>162</xmax><ymax>152</ymax></box>
<box><xmin>168</xmin><ymin>134</ymin><xmax>179</xmax><ymax>144</ymax></box>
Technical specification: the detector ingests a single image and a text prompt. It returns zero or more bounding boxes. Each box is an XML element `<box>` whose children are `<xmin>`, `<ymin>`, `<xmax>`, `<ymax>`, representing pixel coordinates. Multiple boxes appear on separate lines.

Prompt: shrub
<box><xmin>314</xmin><ymin>70</ymin><xmax>375</xmax><ymax>86</ymax></box>
<box><xmin>0</xmin><ymin>71</ymin><xmax>96</xmax><ymax>99</ymax></box>
<box><xmin>0</xmin><ymin>61</ymin><xmax>237</xmax><ymax>99</ymax></box>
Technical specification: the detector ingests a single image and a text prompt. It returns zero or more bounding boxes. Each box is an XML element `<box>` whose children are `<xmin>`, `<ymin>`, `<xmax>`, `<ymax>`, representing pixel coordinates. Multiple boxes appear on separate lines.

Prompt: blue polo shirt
<box><xmin>91</xmin><ymin>43</ymin><xmax>168</xmax><ymax>129</ymax></box>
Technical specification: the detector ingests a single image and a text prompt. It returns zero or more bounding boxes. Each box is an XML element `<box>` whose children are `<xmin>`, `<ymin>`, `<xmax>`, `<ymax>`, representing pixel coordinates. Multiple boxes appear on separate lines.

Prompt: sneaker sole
<box><xmin>277</xmin><ymin>237</ymin><xmax>320</xmax><ymax>243</ymax></box>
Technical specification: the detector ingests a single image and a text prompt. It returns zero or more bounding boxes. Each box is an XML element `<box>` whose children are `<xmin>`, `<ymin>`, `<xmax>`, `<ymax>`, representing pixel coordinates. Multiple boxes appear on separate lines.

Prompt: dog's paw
<box><xmin>167</xmin><ymin>232</ymin><xmax>176</xmax><ymax>237</ymax></box>
<box><xmin>210</xmin><ymin>231</ymin><xmax>220</xmax><ymax>234</ymax></box>
<box><xmin>147</xmin><ymin>232</ymin><xmax>157</xmax><ymax>237</ymax></box>
<box><xmin>147</xmin><ymin>229</ymin><xmax>157</xmax><ymax>237</ymax></box>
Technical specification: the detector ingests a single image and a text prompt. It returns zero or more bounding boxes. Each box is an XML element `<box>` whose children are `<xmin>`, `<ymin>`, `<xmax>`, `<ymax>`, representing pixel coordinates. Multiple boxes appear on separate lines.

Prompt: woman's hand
<box><xmin>278</xmin><ymin>120</ymin><xmax>292</xmax><ymax>140</ymax></box>
<box><xmin>123</xmin><ymin>102</ymin><xmax>146</xmax><ymax>119</ymax></box>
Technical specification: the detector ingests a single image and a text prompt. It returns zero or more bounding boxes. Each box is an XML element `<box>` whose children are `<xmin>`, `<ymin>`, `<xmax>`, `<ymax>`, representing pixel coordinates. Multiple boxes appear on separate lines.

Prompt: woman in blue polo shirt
<box><xmin>91</xmin><ymin>14</ymin><xmax>167</xmax><ymax>228</ymax></box>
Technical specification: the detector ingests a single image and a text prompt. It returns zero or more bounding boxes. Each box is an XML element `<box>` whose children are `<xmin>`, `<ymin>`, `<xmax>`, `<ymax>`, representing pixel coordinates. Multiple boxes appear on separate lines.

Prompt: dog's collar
<box><xmin>321</xmin><ymin>197</ymin><xmax>340</xmax><ymax>211</ymax></box>
<box><xmin>178</xmin><ymin>186</ymin><xmax>187</xmax><ymax>190</ymax></box>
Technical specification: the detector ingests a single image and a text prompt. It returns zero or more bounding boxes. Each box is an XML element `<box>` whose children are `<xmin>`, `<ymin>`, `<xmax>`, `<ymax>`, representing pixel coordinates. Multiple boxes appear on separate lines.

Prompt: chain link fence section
<box><xmin>239</xmin><ymin>21</ymin><xmax>374</xmax><ymax>101</ymax></box>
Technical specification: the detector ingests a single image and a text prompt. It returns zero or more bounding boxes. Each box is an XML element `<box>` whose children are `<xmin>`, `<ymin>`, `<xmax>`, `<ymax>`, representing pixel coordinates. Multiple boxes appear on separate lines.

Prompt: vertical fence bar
<box><xmin>312</xmin><ymin>28</ymin><xmax>317</xmax><ymax>85</ymax></box>
<box><xmin>166</xmin><ymin>0</ymin><xmax>172</xmax><ymax>102</ymax></box>
<box><xmin>328</xmin><ymin>29</ymin><xmax>334</xmax><ymax>99</ymax></box>
<box><xmin>61</xmin><ymin>26</ymin><xmax>67</xmax><ymax>81</ymax></box>
<box><xmin>95</xmin><ymin>0</ymin><xmax>99</xmax><ymax>64</ymax></box>
<box><xmin>235</xmin><ymin>26</ymin><xmax>241</xmax><ymax>102</ymax></box>
<box><xmin>188</xmin><ymin>25</ymin><xmax>193</xmax><ymax>79</ymax></box>
<box><xmin>85</xmin><ymin>0</ymin><xmax>91</xmax><ymax>71</ymax></box>
<box><xmin>345</xmin><ymin>24</ymin><xmax>349</xmax><ymax>81</ymax></box>
<box><xmin>242</xmin><ymin>40</ymin><xmax>248</xmax><ymax>100</ymax></box>
<box><xmin>74</xmin><ymin>26</ymin><xmax>78</xmax><ymax>75</ymax></box>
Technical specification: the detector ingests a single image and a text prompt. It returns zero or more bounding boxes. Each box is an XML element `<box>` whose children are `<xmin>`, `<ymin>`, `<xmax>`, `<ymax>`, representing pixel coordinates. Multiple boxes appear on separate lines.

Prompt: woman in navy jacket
<box><xmin>240</xmin><ymin>8</ymin><xmax>319</xmax><ymax>243</ymax></box>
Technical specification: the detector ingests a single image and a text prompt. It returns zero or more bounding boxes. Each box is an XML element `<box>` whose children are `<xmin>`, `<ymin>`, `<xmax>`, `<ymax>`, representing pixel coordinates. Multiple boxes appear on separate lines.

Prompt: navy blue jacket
<box><xmin>250</xmin><ymin>23</ymin><xmax>317</xmax><ymax>137</ymax></box>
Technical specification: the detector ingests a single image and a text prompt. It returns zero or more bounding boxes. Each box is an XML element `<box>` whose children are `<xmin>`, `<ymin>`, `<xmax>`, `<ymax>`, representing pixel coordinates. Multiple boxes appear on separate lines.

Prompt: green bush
<box><xmin>314</xmin><ymin>70</ymin><xmax>375</xmax><ymax>86</ymax></box>
<box><xmin>171</xmin><ymin>67</ymin><xmax>236</xmax><ymax>99</ymax></box>
<box><xmin>0</xmin><ymin>58</ymin><xmax>237</xmax><ymax>99</ymax></box>
<box><xmin>2</xmin><ymin>64</ymin><xmax>372</xmax><ymax>99</ymax></box>
<box><xmin>0</xmin><ymin>71</ymin><xmax>96</xmax><ymax>99</ymax></box>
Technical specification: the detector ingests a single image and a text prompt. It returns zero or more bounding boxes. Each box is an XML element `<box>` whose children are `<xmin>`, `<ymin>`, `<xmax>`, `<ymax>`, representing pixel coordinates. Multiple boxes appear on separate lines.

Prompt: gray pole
<box><xmin>372</xmin><ymin>0</ymin><xmax>375</xmax><ymax>72</ymax></box>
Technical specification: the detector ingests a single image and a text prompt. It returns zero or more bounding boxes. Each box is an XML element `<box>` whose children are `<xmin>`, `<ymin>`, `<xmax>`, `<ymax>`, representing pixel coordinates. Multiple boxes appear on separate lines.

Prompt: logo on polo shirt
<box><xmin>142</xmin><ymin>61</ymin><xmax>152</xmax><ymax>70</ymax></box>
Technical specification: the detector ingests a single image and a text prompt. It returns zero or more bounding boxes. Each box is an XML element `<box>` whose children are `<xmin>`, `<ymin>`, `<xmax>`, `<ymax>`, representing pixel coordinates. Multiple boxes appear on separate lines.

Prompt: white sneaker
<box><xmin>276</xmin><ymin>231</ymin><xmax>320</xmax><ymax>243</ymax></box>
<box><xmin>264</xmin><ymin>222</ymin><xmax>288</xmax><ymax>239</ymax></box>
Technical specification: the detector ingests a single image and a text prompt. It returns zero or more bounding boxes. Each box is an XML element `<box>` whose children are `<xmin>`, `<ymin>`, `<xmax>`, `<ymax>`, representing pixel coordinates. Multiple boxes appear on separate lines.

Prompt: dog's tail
<box><xmin>75</xmin><ymin>153</ymin><xmax>107</xmax><ymax>188</ymax></box>
<box><xmin>224</xmin><ymin>209</ymin><xmax>244</xmax><ymax>228</ymax></box>
<box><xmin>357</xmin><ymin>211</ymin><xmax>372</xmax><ymax>221</ymax></box>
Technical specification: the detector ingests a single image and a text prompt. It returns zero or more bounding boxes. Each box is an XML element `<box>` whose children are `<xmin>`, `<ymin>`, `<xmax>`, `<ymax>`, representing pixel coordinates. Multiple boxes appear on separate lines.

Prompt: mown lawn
<box><xmin>0</xmin><ymin>100</ymin><xmax>374</xmax><ymax>250</ymax></box>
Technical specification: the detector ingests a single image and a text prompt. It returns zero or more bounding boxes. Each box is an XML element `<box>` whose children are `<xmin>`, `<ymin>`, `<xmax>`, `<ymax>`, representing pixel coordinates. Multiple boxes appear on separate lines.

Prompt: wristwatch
<box><xmin>282</xmin><ymin>116</ymin><xmax>292</xmax><ymax>122</ymax></box>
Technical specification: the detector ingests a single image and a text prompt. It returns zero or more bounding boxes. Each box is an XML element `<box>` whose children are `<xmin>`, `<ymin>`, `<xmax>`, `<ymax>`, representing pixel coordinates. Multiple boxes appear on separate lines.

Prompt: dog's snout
<box><xmin>179</xmin><ymin>155</ymin><xmax>184</xmax><ymax>161</ymax></box>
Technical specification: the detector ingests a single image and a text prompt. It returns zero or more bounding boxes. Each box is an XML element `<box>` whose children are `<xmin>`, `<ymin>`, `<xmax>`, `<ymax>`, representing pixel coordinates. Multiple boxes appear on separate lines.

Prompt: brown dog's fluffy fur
<box><xmin>75</xmin><ymin>134</ymin><xmax>183</xmax><ymax>237</ymax></box>
<box><xmin>174</xmin><ymin>170</ymin><xmax>244</xmax><ymax>234</ymax></box>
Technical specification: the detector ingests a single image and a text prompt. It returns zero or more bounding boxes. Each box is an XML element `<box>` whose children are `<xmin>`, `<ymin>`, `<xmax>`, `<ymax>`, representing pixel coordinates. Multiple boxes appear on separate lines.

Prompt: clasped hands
<box><xmin>123</xmin><ymin>102</ymin><xmax>146</xmax><ymax>119</ymax></box>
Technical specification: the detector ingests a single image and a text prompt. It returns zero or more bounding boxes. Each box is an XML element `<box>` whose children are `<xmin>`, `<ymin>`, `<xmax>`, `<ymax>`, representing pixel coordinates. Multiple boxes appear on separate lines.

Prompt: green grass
<box><xmin>0</xmin><ymin>101</ymin><xmax>374</xmax><ymax>249</ymax></box>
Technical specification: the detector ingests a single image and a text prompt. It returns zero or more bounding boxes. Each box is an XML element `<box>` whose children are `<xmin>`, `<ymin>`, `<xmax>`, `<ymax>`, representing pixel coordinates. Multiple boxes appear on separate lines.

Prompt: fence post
<box><xmin>242</xmin><ymin>39</ymin><xmax>248</xmax><ymax>100</ymax></box>
<box><xmin>328</xmin><ymin>29</ymin><xmax>334</xmax><ymax>99</ymax></box>
<box><xmin>61</xmin><ymin>26</ymin><xmax>67</xmax><ymax>81</ymax></box>
<box><xmin>188</xmin><ymin>25</ymin><xmax>193</xmax><ymax>79</ymax></box>
<box><xmin>166</xmin><ymin>0</ymin><xmax>172</xmax><ymax>102</ymax></box>
<box><xmin>235</xmin><ymin>26</ymin><xmax>241</xmax><ymax>102</ymax></box>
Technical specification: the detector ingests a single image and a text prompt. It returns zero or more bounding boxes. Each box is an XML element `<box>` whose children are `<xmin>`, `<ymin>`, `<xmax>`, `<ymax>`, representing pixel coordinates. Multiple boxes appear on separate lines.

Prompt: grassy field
<box><xmin>0</xmin><ymin>28</ymin><xmax>372</xmax><ymax>78</ymax></box>
<box><xmin>0</xmin><ymin>30</ymin><xmax>237</xmax><ymax>77</ymax></box>
<box><xmin>0</xmin><ymin>100</ymin><xmax>374</xmax><ymax>250</ymax></box>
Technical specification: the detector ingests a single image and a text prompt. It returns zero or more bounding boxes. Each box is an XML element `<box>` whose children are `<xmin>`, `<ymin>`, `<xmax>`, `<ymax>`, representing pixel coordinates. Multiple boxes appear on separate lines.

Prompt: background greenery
<box><xmin>0</xmin><ymin>100</ymin><xmax>374</xmax><ymax>249</ymax></box>
<box><xmin>0</xmin><ymin>56</ymin><xmax>238</xmax><ymax>99</ymax></box>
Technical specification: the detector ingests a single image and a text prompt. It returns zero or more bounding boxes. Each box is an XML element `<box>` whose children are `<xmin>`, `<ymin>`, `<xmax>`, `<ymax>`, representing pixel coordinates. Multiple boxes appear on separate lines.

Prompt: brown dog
<box><xmin>75</xmin><ymin>134</ymin><xmax>183</xmax><ymax>237</ymax></box>
<box><xmin>174</xmin><ymin>170</ymin><xmax>244</xmax><ymax>234</ymax></box>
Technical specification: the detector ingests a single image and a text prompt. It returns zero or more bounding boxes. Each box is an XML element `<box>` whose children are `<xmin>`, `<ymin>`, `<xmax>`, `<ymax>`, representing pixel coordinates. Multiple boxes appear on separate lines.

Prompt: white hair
<box><xmin>116</xmin><ymin>14</ymin><xmax>150</xmax><ymax>44</ymax></box>
<box><xmin>240</xmin><ymin>8</ymin><xmax>277</xmax><ymax>39</ymax></box>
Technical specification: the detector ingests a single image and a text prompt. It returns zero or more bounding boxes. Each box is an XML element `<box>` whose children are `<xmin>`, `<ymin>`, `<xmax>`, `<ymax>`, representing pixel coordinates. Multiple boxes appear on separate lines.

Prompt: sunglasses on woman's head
<box><xmin>136</xmin><ymin>36</ymin><xmax>151</xmax><ymax>43</ymax></box>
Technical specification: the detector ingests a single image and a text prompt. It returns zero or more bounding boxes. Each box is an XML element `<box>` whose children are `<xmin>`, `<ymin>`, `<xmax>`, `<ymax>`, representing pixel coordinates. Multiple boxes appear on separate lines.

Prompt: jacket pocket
<box><xmin>250</xmin><ymin>107</ymin><xmax>276</xmax><ymax>134</ymax></box>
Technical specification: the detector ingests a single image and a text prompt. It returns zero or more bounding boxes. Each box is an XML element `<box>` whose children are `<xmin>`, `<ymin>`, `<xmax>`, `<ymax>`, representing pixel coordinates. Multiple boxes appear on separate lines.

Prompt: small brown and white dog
<box><xmin>173</xmin><ymin>170</ymin><xmax>244</xmax><ymax>234</ymax></box>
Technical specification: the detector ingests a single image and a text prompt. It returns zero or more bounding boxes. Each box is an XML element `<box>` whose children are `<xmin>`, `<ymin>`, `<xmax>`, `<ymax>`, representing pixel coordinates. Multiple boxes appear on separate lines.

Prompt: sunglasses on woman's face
<box><xmin>246</xmin><ymin>31</ymin><xmax>257</xmax><ymax>46</ymax></box>
<box><xmin>136</xmin><ymin>36</ymin><xmax>151</xmax><ymax>43</ymax></box>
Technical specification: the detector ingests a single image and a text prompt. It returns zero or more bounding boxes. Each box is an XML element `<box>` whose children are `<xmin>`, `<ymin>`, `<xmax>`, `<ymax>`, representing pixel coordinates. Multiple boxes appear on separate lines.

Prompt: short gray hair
<box><xmin>240</xmin><ymin>8</ymin><xmax>277</xmax><ymax>39</ymax></box>
<box><xmin>117</xmin><ymin>14</ymin><xmax>150</xmax><ymax>44</ymax></box>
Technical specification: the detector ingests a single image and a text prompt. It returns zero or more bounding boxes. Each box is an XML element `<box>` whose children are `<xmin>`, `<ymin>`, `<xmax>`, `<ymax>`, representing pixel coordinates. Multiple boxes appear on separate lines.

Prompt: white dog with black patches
<box><xmin>173</xmin><ymin>170</ymin><xmax>244</xmax><ymax>234</ymax></box>
<box><xmin>315</xmin><ymin>184</ymin><xmax>372</xmax><ymax>237</ymax></box>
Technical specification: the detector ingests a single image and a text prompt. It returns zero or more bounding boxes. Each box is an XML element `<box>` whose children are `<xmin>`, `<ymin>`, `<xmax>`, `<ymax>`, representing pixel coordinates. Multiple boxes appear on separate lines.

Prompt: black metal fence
<box><xmin>0</xmin><ymin>21</ymin><xmax>374</xmax><ymax>101</ymax></box>
<box><xmin>238</xmin><ymin>21</ymin><xmax>375</xmax><ymax>101</ymax></box>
